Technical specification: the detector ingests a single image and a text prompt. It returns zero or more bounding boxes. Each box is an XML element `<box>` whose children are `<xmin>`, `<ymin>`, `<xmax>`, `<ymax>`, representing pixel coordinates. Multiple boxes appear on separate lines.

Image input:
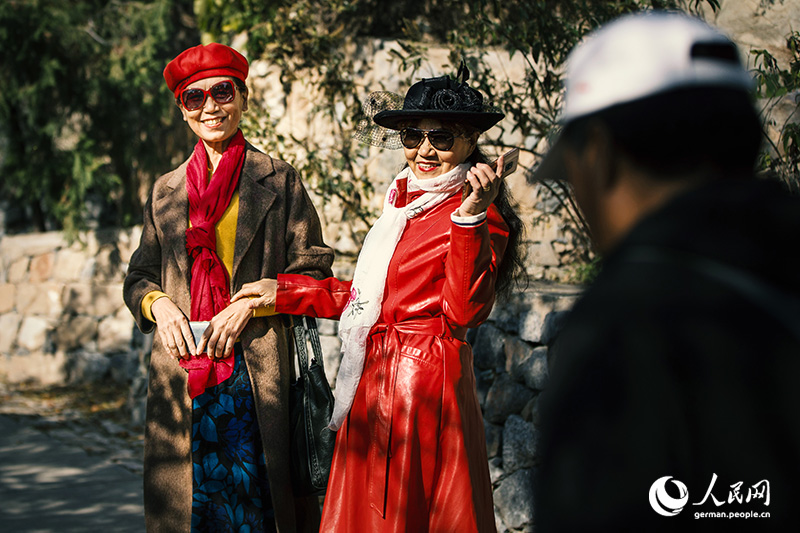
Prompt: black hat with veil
<box><xmin>354</xmin><ymin>63</ymin><xmax>504</xmax><ymax>149</ymax></box>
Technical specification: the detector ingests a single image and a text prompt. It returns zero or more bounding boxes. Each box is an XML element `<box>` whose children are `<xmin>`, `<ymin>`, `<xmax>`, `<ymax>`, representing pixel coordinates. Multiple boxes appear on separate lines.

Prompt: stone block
<box><xmin>472</xmin><ymin>323</ymin><xmax>506</xmax><ymax>370</ymax></box>
<box><xmin>502</xmin><ymin>415</ymin><xmax>538</xmax><ymax>473</ymax></box>
<box><xmin>61</xmin><ymin>284</ymin><xmax>91</xmax><ymax>315</ymax></box>
<box><xmin>317</xmin><ymin>318</ymin><xmax>338</xmax><ymax>336</ymax></box>
<box><xmin>541</xmin><ymin>310</ymin><xmax>571</xmax><ymax>346</ymax></box>
<box><xmin>528</xmin><ymin>241</ymin><xmax>560</xmax><ymax>267</ymax></box>
<box><xmin>128</xmin><ymin>372</ymin><xmax>149</xmax><ymax>426</ymax></box>
<box><xmin>17</xmin><ymin>316</ymin><xmax>55</xmax><ymax>351</ymax></box>
<box><xmin>504</xmin><ymin>337</ymin><xmax>534</xmax><ymax>378</ymax></box>
<box><xmin>518</xmin><ymin>309</ymin><xmax>543</xmax><ymax>344</ymax></box>
<box><xmin>0</xmin><ymin>283</ymin><xmax>15</xmax><ymax>313</ymax></box>
<box><xmin>488</xmin><ymin>456</ymin><xmax>504</xmax><ymax>485</ymax></box>
<box><xmin>0</xmin><ymin>313</ymin><xmax>22</xmax><ymax>352</ymax></box>
<box><xmin>527</xmin><ymin>217</ymin><xmax>563</xmax><ymax>243</ymax></box>
<box><xmin>97</xmin><ymin>308</ymin><xmax>134</xmax><ymax>353</ymax></box>
<box><xmin>484</xmin><ymin>373</ymin><xmax>535</xmax><ymax>424</ymax></box>
<box><xmin>29</xmin><ymin>252</ymin><xmax>56</xmax><ymax>282</ymax></box>
<box><xmin>520</xmin><ymin>346</ymin><xmax>549</xmax><ymax>391</ymax></box>
<box><xmin>0</xmin><ymin>231</ymin><xmax>64</xmax><ymax>264</ymax></box>
<box><xmin>66</xmin><ymin>351</ymin><xmax>111</xmax><ymax>383</ymax></box>
<box><xmin>475</xmin><ymin>369</ymin><xmax>494</xmax><ymax>409</ymax></box>
<box><xmin>0</xmin><ymin>350</ymin><xmax>67</xmax><ymax>384</ymax></box>
<box><xmin>7</xmin><ymin>257</ymin><xmax>30</xmax><ymax>283</ymax></box>
<box><xmin>93</xmin><ymin>246</ymin><xmax>123</xmax><ymax>282</ymax></box>
<box><xmin>16</xmin><ymin>283</ymin><xmax>63</xmax><ymax>317</ymax></box>
<box><xmin>53</xmin><ymin>249</ymin><xmax>89</xmax><ymax>281</ymax></box>
<box><xmin>118</xmin><ymin>226</ymin><xmax>143</xmax><ymax>264</ymax></box>
<box><xmin>333</xmin><ymin>231</ymin><xmax>361</xmax><ymax>256</ymax></box>
<box><xmin>109</xmin><ymin>351</ymin><xmax>140</xmax><ymax>384</ymax></box>
<box><xmin>62</xmin><ymin>283</ymin><xmax>125</xmax><ymax>317</ymax></box>
<box><xmin>484</xmin><ymin>420</ymin><xmax>503</xmax><ymax>459</ymax></box>
<box><xmin>319</xmin><ymin>335</ymin><xmax>342</xmax><ymax>389</ymax></box>
<box><xmin>493</xmin><ymin>468</ymin><xmax>535</xmax><ymax>530</ymax></box>
<box><xmin>54</xmin><ymin>315</ymin><xmax>99</xmax><ymax>351</ymax></box>
<box><xmin>522</xmin><ymin>395</ymin><xmax>542</xmax><ymax>427</ymax></box>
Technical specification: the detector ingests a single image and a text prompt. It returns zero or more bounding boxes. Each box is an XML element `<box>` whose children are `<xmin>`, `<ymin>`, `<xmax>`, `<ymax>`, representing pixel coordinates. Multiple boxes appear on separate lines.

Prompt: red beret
<box><xmin>163</xmin><ymin>43</ymin><xmax>249</xmax><ymax>97</ymax></box>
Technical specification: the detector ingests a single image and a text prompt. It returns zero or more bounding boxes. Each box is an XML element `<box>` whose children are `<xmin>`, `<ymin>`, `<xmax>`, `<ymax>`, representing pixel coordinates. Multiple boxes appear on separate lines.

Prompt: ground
<box><xmin>0</xmin><ymin>380</ymin><xmax>144</xmax><ymax>475</ymax></box>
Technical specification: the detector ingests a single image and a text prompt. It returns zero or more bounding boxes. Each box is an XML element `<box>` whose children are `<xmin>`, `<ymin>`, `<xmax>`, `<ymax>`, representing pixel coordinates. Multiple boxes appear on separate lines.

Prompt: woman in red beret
<box><xmin>124</xmin><ymin>43</ymin><xmax>333</xmax><ymax>532</ymax></box>
<box><xmin>231</xmin><ymin>64</ymin><xmax>524</xmax><ymax>532</ymax></box>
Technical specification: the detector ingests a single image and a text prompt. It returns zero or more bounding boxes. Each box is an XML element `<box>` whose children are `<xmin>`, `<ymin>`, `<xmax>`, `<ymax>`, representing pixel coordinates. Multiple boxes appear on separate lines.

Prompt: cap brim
<box><xmin>531</xmin><ymin>133</ymin><xmax>569</xmax><ymax>183</ymax></box>
<box><xmin>374</xmin><ymin>110</ymin><xmax>504</xmax><ymax>132</ymax></box>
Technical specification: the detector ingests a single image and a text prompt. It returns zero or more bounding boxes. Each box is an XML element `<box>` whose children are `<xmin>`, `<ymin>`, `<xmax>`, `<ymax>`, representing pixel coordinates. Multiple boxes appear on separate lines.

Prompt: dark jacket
<box><xmin>536</xmin><ymin>178</ymin><xmax>800</xmax><ymax>532</ymax></box>
<box><xmin>123</xmin><ymin>144</ymin><xmax>333</xmax><ymax>532</ymax></box>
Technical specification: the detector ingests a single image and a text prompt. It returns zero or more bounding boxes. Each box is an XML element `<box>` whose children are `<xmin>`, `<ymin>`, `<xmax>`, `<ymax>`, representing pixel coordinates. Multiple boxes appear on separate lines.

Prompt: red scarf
<box><xmin>179</xmin><ymin>129</ymin><xmax>245</xmax><ymax>398</ymax></box>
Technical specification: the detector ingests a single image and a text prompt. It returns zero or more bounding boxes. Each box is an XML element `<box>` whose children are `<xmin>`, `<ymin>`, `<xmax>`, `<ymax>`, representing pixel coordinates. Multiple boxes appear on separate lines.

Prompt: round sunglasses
<box><xmin>179</xmin><ymin>80</ymin><xmax>237</xmax><ymax>111</ymax></box>
<box><xmin>399</xmin><ymin>128</ymin><xmax>461</xmax><ymax>151</ymax></box>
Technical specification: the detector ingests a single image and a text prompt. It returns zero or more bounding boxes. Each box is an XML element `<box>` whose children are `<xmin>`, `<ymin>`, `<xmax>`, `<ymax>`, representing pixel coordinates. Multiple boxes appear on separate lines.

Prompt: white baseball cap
<box><xmin>536</xmin><ymin>11</ymin><xmax>754</xmax><ymax>181</ymax></box>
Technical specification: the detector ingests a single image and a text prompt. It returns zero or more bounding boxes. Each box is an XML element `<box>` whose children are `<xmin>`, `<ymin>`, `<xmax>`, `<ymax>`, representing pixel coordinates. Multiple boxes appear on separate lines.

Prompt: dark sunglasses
<box><xmin>399</xmin><ymin>128</ymin><xmax>459</xmax><ymax>151</ymax></box>
<box><xmin>179</xmin><ymin>80</ymin><xmax>236</xmax><ymax>111</ymax></box>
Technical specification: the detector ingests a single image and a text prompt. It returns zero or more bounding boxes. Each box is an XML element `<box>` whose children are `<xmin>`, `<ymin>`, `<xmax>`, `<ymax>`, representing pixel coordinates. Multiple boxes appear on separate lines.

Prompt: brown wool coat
<box><xmin>123</xmin><ymin>144</ymin><xmax>334</xmax><ymax>532</ymax></box>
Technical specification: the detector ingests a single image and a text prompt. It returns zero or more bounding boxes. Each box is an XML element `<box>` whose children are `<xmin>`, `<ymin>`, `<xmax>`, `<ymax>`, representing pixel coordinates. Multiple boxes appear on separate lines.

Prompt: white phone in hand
<box><xmin>493</xmin><ymin>147</ymin><xmax>520</xmax><ymax>178</ymax></box>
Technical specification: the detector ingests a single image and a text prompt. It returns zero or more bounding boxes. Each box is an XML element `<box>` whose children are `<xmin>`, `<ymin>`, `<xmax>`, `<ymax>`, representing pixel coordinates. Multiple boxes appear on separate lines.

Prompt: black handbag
<box><xmin>288</xmin><ymin>315</ymin><xmax>336</xmax><ymax>496</ymax></box>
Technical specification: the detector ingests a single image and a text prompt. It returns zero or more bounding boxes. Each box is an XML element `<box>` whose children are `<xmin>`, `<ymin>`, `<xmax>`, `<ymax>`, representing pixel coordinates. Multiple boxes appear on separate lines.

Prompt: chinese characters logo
<box><xmin>648</xmin><ymin>474</ymin><xmax>770</xmax><ymax>517</ymax></box>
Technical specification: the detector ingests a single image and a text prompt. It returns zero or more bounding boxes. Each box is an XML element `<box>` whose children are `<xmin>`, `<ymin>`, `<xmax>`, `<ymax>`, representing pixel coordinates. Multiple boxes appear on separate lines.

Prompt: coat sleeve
<box><xmin>276</xmin><ymin>274</ymin><xmax>352</xmax><ymax>320</ymax></box>
<box><xmin>123</xmin><ymin>191</ymin><xmax>165</xmax><ymax>334</ymax></box>
<box><xmin>282</xmin><ymin>167</ymin><xmax>334</xmax><ymax>280</ymax></box>
<box><xmin>442</xmin><ymin>205</ymin><xmax>509</xmax><ymax>328</ymax></box>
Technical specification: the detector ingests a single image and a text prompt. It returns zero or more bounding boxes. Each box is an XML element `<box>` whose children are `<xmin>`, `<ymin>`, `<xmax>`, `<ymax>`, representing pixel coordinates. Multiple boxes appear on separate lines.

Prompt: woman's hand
<box><xmin>458</xmin><ymin>153</ymin><xmax>506</xmax><ymax>217</ymax></box>
<box><xmin>230</xmin><ymin>279</ymin><xmax>277</xmax><ymax>310</ymax></box>
<box><xmin>195</xmin><ymin>299</ymin><xmax>253</xmax><ymax>360</ymax></box>
<box><xmin>151</xmin><ymin>297</ymin><xmax>196</xmax><ymax>360</ymax></box>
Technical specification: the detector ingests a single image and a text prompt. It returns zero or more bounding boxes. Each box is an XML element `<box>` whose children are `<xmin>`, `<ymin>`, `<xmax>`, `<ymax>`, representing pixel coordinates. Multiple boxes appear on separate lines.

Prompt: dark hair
<box><xmin>466</xmin><ymin>147</ymin><xmax>526</xmax><ymax>300</ymax></box>
<box><xmin>232</xmin><ymin>78</ymin><xmax>247</xmax><ymax>92</ymax></box>
<box><xmin>561</xmin><ymin>87</ymin><xmax>761</xmax><ymax>179</ymax></box>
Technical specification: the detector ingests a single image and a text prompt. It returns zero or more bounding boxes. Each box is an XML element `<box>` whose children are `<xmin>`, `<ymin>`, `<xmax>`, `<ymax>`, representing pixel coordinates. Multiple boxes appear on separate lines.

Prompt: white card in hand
<box><xmin>189</xmin><ymin>321</ymin><xmax>209</xmax><ymax>346</ymax></box>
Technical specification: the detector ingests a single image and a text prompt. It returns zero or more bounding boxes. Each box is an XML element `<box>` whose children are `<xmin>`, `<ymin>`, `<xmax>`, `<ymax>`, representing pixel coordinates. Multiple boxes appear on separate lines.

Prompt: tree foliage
<box><xmin>751</xmin><ymin>31</ymin><xmax>800</xmax><ymax>193</ymax></box>
<box><xmin>6</xmin><ymin>0</ymin><xmax>796</xmax><ymax>269</ymax></box>
<box><xmin>196</xmin><ymin>0</ymin><xmax>721</xmax><ymax>263</ymax></box>
<box><xmin>0</xmin><ymin>0</ymin><xmax>197</xmax><ymax>236</ymax></box>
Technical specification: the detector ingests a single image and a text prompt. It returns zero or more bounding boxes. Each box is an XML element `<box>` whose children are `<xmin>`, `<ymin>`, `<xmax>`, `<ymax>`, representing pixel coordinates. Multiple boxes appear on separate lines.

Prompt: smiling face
<box><xmin>179</xmin><ymin>76</ymin><xmax>247</xmax><ymax>153</ymax></box>
<box><xmin>402</xmin><ymin>118</ymin><xmax>478</xmax><ymax>179</ymax></box>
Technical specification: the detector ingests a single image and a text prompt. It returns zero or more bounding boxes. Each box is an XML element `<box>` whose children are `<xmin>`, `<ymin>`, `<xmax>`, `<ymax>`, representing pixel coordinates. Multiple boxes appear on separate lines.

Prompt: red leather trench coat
<box><xmin>276</xmin><ymin>191</ymin><xmax>508</xmax><ymax>532</ymax></box>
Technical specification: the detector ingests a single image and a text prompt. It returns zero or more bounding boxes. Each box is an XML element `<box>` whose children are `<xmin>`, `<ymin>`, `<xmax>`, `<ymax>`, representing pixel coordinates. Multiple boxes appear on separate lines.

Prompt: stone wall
<box><xmin>0</xmin><ymin>229</ymin><xmax>143</xmax><ymax>386</ymax></box>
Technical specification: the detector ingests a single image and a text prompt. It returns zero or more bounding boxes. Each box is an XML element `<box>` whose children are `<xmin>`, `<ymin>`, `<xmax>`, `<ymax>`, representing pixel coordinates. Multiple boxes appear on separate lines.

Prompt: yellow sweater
<box><xmin>142</xmin><ymin>191</ymin><xmax>274</xmax><ymax>321</ymax></box>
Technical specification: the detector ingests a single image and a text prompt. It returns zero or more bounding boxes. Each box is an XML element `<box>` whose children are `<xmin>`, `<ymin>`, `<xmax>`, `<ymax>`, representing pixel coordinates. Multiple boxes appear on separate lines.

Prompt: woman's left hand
<box><xmin>457</xmin><ymin>153</ymin><xmax>506</xmax><ymax>217</ymax></box>
<box><xmin>195</xmin><ymin>299</ymin><xmax>253</xmax><ymax>360</ymax></box>
<box><xmin>230</xmin><ymin>279</ymin><xmax>277</xmax><ymax>310</ymax></box>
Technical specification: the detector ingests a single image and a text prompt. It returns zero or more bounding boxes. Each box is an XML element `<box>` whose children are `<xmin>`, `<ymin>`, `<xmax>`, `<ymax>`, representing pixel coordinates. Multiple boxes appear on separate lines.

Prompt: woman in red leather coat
<box><xmin>232</xmin><ymin>66</ymin><xmax>523</xmax><ymax>532</ymax></box>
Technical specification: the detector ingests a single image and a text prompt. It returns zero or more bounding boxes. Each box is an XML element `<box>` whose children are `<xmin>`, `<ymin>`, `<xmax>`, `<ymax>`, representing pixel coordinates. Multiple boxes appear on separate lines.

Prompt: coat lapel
<box><xmin>232</xmin><ymin>145</ymin><xmax>277</xmax><ymax>288</ymax></box>
<box><xmin>154</xmin><ymin>163</ymin><xmax>191</xmax><ymax>285</ymax></box>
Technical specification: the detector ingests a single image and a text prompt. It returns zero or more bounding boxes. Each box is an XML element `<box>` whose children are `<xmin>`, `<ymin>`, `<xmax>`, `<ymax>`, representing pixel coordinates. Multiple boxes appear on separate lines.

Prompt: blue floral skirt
<box><xmin>191</xmin><ymin>345</ymin><xmax>277</xmax><ymax>532</ymax></box>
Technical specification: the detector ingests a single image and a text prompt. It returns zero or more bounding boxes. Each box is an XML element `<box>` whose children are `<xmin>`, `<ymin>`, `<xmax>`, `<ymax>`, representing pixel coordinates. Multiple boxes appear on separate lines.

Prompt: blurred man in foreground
<box><xmin>534</xmin><ymin>11</ymin><xmax>800</xmax><ymax>532</ymax></box>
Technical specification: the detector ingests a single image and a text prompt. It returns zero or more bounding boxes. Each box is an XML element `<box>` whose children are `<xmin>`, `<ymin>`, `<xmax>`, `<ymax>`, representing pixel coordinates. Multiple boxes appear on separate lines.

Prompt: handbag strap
<box><xmin>292</xmin><ymin>316</ymin><xmax>327</xmax><ymax>377</ymax></box>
